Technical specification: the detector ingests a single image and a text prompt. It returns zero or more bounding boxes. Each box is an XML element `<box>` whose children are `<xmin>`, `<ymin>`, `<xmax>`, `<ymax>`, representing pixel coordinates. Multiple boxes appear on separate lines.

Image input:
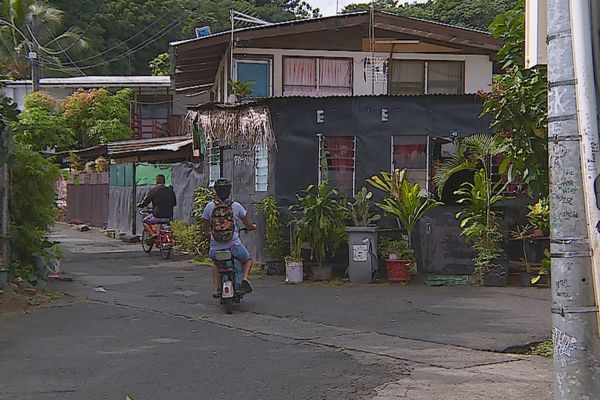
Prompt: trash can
<box><xmin>346</xmin><ymin>226</ymin><xmax>378</xmax><ymax>283</ymax></box>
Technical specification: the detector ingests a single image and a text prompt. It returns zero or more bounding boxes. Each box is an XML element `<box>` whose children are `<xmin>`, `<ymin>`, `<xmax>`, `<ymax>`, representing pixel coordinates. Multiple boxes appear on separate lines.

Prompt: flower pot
<box><xmin>386</xmin><ymin>259</ymin><xmax>411</xmax><ymax>282</ymax></box>
<box><xmin>480</xmin><ymin>264</ymin><xmax>508</xmax><ymax>287</ymax></box>
<box><xmin>0</xmin><ymin>268</ymin><xmax>7</xmax><ymax>289</ymax></box>
<box><xmin>285</xmin><ymin>260</ymin><xmax>303</xmax><ymax>283</ymax></box>
<box><xmin>520</xmin><ymin>272</ymin><xmax>533</xmax><ymax>287</ymax></box>
<box><xmin>346</xmin><ymin>226</ymin><xmax>378</xmax><ymax>284</ymax></box>
<box><xmin>312</xmin><ymin>265</ymin><xmax>333</xmax><ymax>281</ymax></box>
<box><xmin>266</xmin><ymin>260</ymin><xmax>285</xmax><ymax>276</ymax></box>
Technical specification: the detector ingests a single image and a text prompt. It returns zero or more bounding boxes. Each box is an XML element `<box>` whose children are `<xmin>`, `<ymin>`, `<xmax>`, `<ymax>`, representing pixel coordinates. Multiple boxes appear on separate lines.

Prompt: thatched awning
<box><xmin>185</xmin><ymin>102</ymin><xmax>275</xmax><ymax>152</ymax></box>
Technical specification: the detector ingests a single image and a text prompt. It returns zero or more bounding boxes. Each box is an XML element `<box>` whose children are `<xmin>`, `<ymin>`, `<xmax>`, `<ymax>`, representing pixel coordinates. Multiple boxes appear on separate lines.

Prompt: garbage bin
<box><xmin>346</xmin><ymin>226</ymin><xmax>378</xmax><ymax>283</ymax></box>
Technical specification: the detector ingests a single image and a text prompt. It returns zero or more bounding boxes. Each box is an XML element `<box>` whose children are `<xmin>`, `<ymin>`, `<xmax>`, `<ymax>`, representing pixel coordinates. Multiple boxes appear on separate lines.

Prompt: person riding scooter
<box><xmin>201</xmin><ymin>179</ymin><xmax>256</xmax><ymax>298</ymax></box>
<box><xmin>136</xmin><ymin>174</ymin><xmax>177</xmax><ymax>244</ymax></box>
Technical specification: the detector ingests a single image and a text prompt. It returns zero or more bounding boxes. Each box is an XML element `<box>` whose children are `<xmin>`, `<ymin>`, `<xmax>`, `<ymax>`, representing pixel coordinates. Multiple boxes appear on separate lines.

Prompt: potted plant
<box><xmin>291</xmin><ymin>182</ymin><xmax>348</xmax><ymax>281</ymax></box>
<box><xmin>345</xmin><ymin>187</ymin><xmax>381</xmax><ymax>283</ymax></box>
<box><xmin>255</xmin><ymin>196</ymin><xmax>285</xmax><ymax>275</ymax></box>
<box><xmin>378</xmin><ymin>236</ymin><xmax>414</xmax><ymax>282</ymax></box>
<box><xmin>510</xmin><ymin>225</ymin><xmax>535</xmax><ymax>286</ymax></box>
<box><xmin>284</xmin><ymin>221</ymin><xmax>304</xmax><ymax>283</ymax></box>
<box><xmin>368</xmin><ymin>168</ymin><xmax>441</xmax><ymax>272</ymax></box>
<box><xmin>531</xmin><ymin>248</ymin><xmax>551</xmax><ymax>286</ymax></box>
<box><xmin>527</xmin><ymin>197</ymin><xmax>549</xmax><ymax>237</ymax></box>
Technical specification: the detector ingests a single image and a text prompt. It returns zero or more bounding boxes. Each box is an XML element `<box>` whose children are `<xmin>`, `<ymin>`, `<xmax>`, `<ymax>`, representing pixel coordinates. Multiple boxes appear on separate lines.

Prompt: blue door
<box><xmin>236</xmin><ymin>61</ymin><xmax>270</xmax><ymax>98</ymax></box>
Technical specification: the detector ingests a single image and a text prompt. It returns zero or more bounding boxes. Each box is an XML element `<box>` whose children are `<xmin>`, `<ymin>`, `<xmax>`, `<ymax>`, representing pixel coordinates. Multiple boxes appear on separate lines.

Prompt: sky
<box><xmin>308</xmin><ymin>0</ymin><xmax>427</xmax><ymax>16</ymax></box>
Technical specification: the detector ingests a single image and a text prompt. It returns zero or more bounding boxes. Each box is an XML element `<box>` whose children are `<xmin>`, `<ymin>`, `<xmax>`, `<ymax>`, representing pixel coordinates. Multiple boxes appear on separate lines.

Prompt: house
<box><xmin>171</xmin><ymin>11</ymin><xmax>501</xmax><ymax>267</ymax></box>
<box><xmin>1</xmin><ymin>76</ymin><xmax>207</xmax><ymax>139</ymax></box>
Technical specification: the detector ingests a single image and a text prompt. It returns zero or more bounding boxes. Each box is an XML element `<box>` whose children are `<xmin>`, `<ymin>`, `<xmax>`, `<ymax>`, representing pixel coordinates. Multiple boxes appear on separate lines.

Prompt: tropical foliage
<box><xmin>149</xmin><ymin>52</ymin><xmax>170</xmax><ymax>76</ymax></box>
<box><xmin>255</xmin><ymin>195</ymin><xmax>285</xmax><ymax>261</ymax></box>
<box><xmin>343</xmin><ymin>0</ymin><xmax>519</xmax><ymax>30</ymax></box>
<box><xmin>347</xmin><ymin>187</ymin><xmax>381</xmax><ymax>227</ymax></box>
<box><xmin>368</xmin><ymin>169</ymin><xmax>440</xmax><ymax>248</ymax></box>
<box><xmin>290</xmin><ymin>182</ymin><xmax>349</xmax><ymax>267</ymax></box>
<box><xmin>0</xmin><ymin>0</ymin><xmax>89</xmax><ymax>78</ymax></box>
<box><xmin>480</xmin><ymin>0</ymin><xmax>548</xmax><ymax>197</ymax></box>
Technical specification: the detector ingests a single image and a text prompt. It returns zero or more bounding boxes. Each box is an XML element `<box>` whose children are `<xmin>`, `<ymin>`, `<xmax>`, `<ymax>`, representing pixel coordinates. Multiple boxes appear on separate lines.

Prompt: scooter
<box><xmin>213</xmin><ymin>230</ymin><xmax>250</xmax><ymax>314</ymax></box>
<box><xmin>139</xmin><ymin>208</ymin><xmax>174</xmax><ymax>259</ymax></box>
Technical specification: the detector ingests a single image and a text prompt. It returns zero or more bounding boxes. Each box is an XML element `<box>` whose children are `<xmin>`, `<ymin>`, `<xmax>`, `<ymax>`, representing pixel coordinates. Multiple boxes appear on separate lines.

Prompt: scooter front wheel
<box><xmin>160</xmin><ymin>246</ymin><xmax>172</xmax><ymax>259</ymax></box>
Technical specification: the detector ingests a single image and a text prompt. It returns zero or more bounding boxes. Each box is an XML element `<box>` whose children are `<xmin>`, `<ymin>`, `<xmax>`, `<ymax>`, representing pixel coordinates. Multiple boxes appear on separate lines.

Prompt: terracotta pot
<box><xmin>386</xmin><ymin>259</ymin><xmax>411</xmax><ymax>282</ymax></box>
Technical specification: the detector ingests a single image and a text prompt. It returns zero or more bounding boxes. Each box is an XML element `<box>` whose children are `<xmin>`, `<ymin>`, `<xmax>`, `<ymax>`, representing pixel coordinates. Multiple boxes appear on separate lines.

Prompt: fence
<box><xmin>66</xmin><ymin>173</ymin><xmax>109</xmax><ymax>227</ymax></box>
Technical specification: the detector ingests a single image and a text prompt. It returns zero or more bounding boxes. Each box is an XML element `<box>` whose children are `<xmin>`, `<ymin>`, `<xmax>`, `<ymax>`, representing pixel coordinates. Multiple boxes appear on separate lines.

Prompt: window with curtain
<box><xmin>283</xmin><ymin>57</ymin><xmax>352</xmax><ymax>97</ymax></box>
<box><xmin>392</xmin><ymin>136</ymin><xmax>428</xmax><ymax>194</ymax></box>
<box><xmin>319</xmin><ymin>136</ymin><xmax>355</xmax><ymax>197</ymax></box>
<box><xmin>427</xmin><ymin>61</ymin><xmax>464</xmax><ymax>94</ymax></box>
<box><xmin>389</xmin><ymin>60</ymin><xmax>425</xmax><ymax>95</ymax></box>
<box><xmin>255</xmin><ymin>145</ymin><xmax>268</xmax><ymax>192</ymax></box>
<box><xmin>208</xmin><ymin>146</ymin><xmax>220</xmax><ymax>184</ymax></box>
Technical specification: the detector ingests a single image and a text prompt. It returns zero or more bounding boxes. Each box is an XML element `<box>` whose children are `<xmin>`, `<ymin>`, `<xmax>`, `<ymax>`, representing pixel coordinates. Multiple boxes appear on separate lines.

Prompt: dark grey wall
<box><xmin>266</xmin><ymin>94</ymin><xmax>491</xmax><ymax>207</ymax></box>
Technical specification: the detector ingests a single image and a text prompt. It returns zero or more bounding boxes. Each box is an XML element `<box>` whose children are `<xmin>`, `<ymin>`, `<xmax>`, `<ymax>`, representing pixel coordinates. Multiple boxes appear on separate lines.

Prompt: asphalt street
<box><xmin>0</xmin><ymin>224</ymin><xmax>554</xmax><ymax>399</ymax></box>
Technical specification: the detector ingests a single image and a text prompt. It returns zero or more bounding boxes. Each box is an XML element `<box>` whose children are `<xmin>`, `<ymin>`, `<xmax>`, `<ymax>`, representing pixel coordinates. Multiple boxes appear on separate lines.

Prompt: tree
<box><xmin>63</xmin><ymin>88</ymin><xmax>134</xmax><ymax>148</ymax></box>
<box><xmin>480</xmin><ymin>0</ymin><xmax>548</xmax><ymax>197</ymax></box>
<box><xmin>0</xmin><ymin>0</ymin><xmax>88</xmax><ymax>79</ymax></box>
<box><xmin>343</xmin><ymin>0</ymin><xmax>519</xmax><ymax>30</ymax></box>
<box><xmin>149</xmin><ymin>52</ymin><xmax>170</xmax><ymax>76</ymax></box>
<box><xmin>16</xmin><ymin>91</ymin><xmax>75</xmax><ymax>151</ymax></box>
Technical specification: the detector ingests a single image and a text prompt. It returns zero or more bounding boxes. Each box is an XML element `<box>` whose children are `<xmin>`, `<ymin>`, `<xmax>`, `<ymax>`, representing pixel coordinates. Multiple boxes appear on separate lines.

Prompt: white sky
<box><xmin>308</xmin><ymin>0</ymin><xmax>426</xmax><ymax>17</ymax></box>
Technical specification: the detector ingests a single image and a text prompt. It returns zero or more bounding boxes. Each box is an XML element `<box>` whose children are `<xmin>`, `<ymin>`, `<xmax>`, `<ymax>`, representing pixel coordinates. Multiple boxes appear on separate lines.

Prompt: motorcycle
<box><xmin>139</xmin><ymin>208</ymin><xmax>174</xmax><ymax>259</ymax></box>
<box><xmin>213</xmin><ymin>229</ymin><xmax>251</xmax><ymax>314</ymax></box>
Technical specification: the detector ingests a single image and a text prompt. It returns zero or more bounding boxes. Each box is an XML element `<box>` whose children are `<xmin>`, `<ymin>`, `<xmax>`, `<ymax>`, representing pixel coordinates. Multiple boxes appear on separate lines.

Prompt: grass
<box><xmin>526</xmin><ymin>339</ymin><xmax>553</xmax><ymax>358</ymax></box>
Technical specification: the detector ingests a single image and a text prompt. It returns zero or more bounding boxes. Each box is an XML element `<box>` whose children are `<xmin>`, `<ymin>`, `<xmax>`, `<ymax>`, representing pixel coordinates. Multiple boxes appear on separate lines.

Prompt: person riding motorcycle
<box><xmin>136</xmin><ymin>174</ymin><xmax>177</xmax><ymax>243</ymax></box>
<box><xmin>202</xmin><ymin>178</ymin><xmax>256</xmax><ymax>298</ymax></box>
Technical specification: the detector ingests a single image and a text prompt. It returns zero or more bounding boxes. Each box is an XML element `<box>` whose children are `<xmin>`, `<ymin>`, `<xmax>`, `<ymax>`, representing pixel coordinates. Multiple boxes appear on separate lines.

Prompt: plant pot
<box><xmin>0</xmin><ymin>268</ymin><xmax>7</xmax><ymax>289</ymax></box>
<box><xmin>312</xmin><ymin>265</ymin><xmax>333</xmax><ymax>281</ymax></box>
<box><xmin>346</xmin><ymin>226</ymin><xmax>378</xmax><ymax>284</ymax></box>
<box><xmin>285</xmin><ymin>260</ymin><xmax>303</xmax><ymax>283</ymax></box>
<box><xmin>386</xmin><ymin>259</ymin><xmax>411</xmax><ymax>282</ymax></box>
<box><xmin>520</xmin><ymin>272</ymin><xmax>533</xmax><ymax>287</ymax></box>
<box><xmin>530</xmin><ymin>229</ymin><xmax>545</xmax><ymax>238</ymax></box>
<box><xmin>266</xmin><ymin>260</ymin><xmax>285</xmax><ymax>276</ymax></box>
<box><xmin>480</xmin><ymin>264</ymin><xmax>508</xmax><ymax>287</ymax></box>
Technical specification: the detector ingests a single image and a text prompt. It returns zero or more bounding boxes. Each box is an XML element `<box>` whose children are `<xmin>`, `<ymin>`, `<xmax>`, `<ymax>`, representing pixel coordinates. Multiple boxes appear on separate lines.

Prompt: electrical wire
<box><xmin>39</xmin><ymin>0</ymin><xmax>109</xmax><ymax>56</ymax></box>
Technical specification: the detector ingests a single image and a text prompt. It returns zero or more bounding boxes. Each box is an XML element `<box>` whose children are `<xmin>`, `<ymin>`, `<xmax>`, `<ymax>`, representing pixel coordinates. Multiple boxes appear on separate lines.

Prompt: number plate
<box><xmin>222</xmin><ymin>281</ymin><xmax>234</xmax><ymax>298</ymax></box>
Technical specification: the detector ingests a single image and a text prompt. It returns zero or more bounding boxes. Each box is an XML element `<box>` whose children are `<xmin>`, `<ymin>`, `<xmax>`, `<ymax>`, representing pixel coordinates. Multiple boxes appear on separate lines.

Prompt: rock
<box><xmin>121</xmin><ymin>235</ymin><xmax>140</xmax><ymax>243</ymax></box>
<box><xmin>22</xmin><ymin>287</ymin><xmax>37</xmax><ymax>296</ymax></box>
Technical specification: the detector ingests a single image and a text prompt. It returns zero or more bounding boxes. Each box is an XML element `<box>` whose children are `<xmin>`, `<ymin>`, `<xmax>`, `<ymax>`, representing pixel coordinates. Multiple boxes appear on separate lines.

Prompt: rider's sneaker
<box><xmin>146</xmin><ymin>235</ymin><xmax>157</xmax><ymax>246</ymax></box>
<box><xmin>242</xmin><ymin>279</ymin><xmax>253</xmax><ymax>294</ymax></box>
<box><xmin>212</xmin><ymin>291</ymin><xmax>221</xmax><ymax>299</ymax></box>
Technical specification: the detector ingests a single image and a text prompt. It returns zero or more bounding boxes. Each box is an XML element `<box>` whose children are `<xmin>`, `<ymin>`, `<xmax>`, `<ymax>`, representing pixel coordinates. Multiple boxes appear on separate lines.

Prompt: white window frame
<box><xmin>254</xmin><ymin>144</ymin><xmax>268</xmax><ymax>192</ymax></box>
<box><xmin>233</xmin><ymin>58</ymin><xmax>273</xmax><ymax>98</ymax></box>
<box><xmin>318</xmin><ymin>134</ymin><xmax>356</xmax><ymax>196</ymax></box>
<box><xmin>208</xmin><ymin>146</ymin><xmax>221</xmax><ymax>184</ymax></box>
<box><xmin>390</xmin><ymin>135</ymin><xmax>430</xmax><ymax>195</ymax></box>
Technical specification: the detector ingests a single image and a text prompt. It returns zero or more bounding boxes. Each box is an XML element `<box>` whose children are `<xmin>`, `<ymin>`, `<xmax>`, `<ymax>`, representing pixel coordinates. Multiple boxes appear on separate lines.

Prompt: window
<box><xmin>389</xmin><ymin>60</ymin><xmax>425</xmax><ymax>95</ymax></box>
<box><xmin>392</xmin><ymin>136</ymin><xmax>429</xmax><ymax>194</ymax></box>
<box><xmin>283</xmin><ymin>57</ymin><xmax>352</xmax><ymax>97</ymax></box>
<box><xmin>319</xmin><ymin>136</ymin><xmax>355</xmax><ymax>197</ymax></box>
<box><xmin>427</xmin><ymin>61</ymin><xmax>464</xmax><ymax>94</ymax></box>
<box><xmin>255</xmin><ymin>145</ymin><xmax>268</xmax><ymax>192</ymax></box>
<box><xmin>389</xmin><ymin>60</ymin><xmax>464</xmax><ymax>95</ymax></box>
<box><xmin>208</xmin><ymin>146</ymin><xmax>221</xmax><ymax>184</ymax></box>
<box><xmin>235</xmin><ymin>59</ymin><xmax>271</xmax><ymax>98</ymax></box>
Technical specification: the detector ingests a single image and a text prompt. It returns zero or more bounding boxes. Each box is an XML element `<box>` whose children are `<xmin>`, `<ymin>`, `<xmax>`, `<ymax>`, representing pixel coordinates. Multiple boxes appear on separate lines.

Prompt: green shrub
<box><xmin>171</xmin><ymin>220</ymin><xmax>205</xmax><ymax>256</ymax></box>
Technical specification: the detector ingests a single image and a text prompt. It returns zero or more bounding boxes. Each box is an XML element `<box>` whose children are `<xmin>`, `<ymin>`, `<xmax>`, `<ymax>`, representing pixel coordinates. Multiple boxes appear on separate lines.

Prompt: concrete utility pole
<box><xmin>547</xmin><ymin>0</ymin><xmax>600</xmax><ymax>397</ymax></box>
<box><xmin>1</xmin><ymin>126</ymin><xmax>9</xmax><ymax>269</ymax></box>
<box><xmin>30</xmin><ymin>15</ymin><xmax>40</xmax><ymax>92</ymax></box>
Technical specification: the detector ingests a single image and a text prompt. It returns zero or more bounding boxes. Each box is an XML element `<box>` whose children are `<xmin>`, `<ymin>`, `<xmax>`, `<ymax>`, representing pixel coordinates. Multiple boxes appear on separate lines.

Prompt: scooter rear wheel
<box><xmin>141</xmin><ymin>230</ymin><xmax>153</xmax><ymax>253</ymax></box>
<box><xmin>223</xmin><ymin>298</ymin><xmax>233</xmax><ymax>314</ymax></box>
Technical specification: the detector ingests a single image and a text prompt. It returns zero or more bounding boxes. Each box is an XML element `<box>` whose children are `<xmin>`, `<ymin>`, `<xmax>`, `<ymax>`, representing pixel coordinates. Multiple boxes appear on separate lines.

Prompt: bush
<box><xmin>171</xmin><ymin>220</ymin><xmax>206</xmax><ymax>257</ymax></box>
<box><xmin>10</xmin><ymin>143</ymin><xmax>60</xmax><ymax>275</ymax></box>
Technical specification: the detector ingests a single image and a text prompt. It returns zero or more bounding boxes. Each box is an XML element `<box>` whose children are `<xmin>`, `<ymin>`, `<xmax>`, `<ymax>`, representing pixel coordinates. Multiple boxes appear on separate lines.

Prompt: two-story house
<box><xmin>171</xmin><ymin>11</ymin><xmax>502</xmax><ymax>266</ymax></box>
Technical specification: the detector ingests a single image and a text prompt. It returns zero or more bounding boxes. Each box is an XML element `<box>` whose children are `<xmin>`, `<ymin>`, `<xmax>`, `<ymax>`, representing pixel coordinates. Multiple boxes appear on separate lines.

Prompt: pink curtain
<box><xmin>318</xmin><ymin>59</ymin><xmax>352</xmax><ymax>96</ymax></box>
<box><xmin>283</xmin><ymin>57</ymin><xmax>317</xmax><ymax>96</ymax></box>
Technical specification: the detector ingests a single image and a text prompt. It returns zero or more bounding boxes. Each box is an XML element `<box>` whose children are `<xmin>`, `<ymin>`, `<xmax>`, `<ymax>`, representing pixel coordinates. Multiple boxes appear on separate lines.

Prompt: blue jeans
<box><xmin>209</xmin><ymin>243</ymin><xmax>250</xmax><ymax>287</ymax></box>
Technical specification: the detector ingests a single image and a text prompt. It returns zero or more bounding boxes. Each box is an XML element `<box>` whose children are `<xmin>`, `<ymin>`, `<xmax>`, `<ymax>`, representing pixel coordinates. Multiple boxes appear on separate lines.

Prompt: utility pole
<box><xmin>29</xmin><ymin>15</ymin><xmax>40</xmax><ymax>92</ymax></box>
<box><xmin>547</xmin><ymin>0</ymin><xmax>600</xmax><ymax>397</ymax></box>
<box><xmin>1</xmin><ymin>126</ymin><xmax>9</xmax><ymax>270</ymax></box>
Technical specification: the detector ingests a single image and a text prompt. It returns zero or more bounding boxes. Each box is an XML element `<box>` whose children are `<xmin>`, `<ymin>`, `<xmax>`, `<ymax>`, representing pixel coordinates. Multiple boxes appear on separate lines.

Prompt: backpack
<box><xmin>210</xmin><ymin>199</ymin><xmax>235</xmax><ymax>242</ymax></box>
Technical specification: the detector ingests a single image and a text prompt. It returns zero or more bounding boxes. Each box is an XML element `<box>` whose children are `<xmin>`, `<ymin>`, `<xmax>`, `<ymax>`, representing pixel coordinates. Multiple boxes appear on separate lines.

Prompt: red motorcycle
<box><xmin>139</xmin><ymin>208</ymin><xmax>174</xmax><ymax>259</ymax></box>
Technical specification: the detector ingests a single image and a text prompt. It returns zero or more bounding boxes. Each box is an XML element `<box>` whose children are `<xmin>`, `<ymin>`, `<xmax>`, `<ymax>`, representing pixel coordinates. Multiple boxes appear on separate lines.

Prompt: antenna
<box><xmin>229</xmin><ymin>9</ymin><xmax>271</xmax><ymax>79</ymax></box>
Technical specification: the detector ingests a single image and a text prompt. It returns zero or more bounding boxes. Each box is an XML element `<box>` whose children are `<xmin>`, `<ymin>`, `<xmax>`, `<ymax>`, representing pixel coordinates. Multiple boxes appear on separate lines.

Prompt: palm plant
<box><xmin>0</xmin><ymin>0</ymin><xmax>89</xmax><ymax>78</ymax></box>
<box><xmin>435</xmin><ymin>134</ymin><xmax>508</xmax><ymax>275</ymax></box>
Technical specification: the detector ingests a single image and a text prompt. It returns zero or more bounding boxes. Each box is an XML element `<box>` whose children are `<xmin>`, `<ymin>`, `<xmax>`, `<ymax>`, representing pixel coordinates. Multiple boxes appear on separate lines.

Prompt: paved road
<box><xmin>0</xmin><ymin>225</ymin><xmax>554</xmax><ymax>399</ymax></box>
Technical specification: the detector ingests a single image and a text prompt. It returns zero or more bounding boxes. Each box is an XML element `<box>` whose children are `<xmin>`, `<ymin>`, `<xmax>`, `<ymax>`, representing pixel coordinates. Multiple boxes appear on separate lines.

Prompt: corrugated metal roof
<box><xmin>132</xmin><ymin>139</ymin><xmax>193</xmax><ymax>153</ymax></box>
<box><xmin>107</xmin><ymin>136</ymin><xmax>190</xmax><ymax>155</ymax></box>
<box><xmin>2</xmin><ymin>76</ymin><xmax>171</xmax><ymax>87</ymax></box>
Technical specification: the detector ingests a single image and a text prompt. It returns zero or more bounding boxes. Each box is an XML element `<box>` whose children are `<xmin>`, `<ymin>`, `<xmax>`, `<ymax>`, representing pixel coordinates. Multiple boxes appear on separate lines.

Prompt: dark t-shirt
<box><xmin>139</xmin><ymin>185</ymin><xmax>177</xmax><ymax>219</ymax></box>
